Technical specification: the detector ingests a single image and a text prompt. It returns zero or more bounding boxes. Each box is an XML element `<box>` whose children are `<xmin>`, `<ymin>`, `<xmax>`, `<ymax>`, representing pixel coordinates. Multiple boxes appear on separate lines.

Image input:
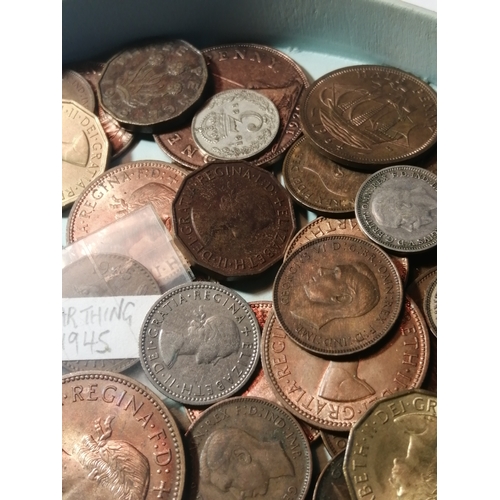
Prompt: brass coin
<box><xmin>185</xmin><ymin>396</ymin><xmax>312</xmax><ymax>500</ymax></box>
<box><xmin>343</xmin><ymin>389</ymin><xmax>437</xmax><ymax>500</ymax></box>
<box><xmin>98</xmin><ymin>39</ymin><xmax>208</xmax><ymax>133</ymax></box>
<box><xmin>62</xmin><ymin>370</ymin><xmax>185</xmax><ymax>500</ymax></box>
<box><xmin>299</xmin><ymin>65</ymin><xmax>437</xmax><ymax>169</ymax></box>
<box><xmin>274</xmin><ymin>235</ymin><xmax>403</xmax><ymax>356</ymax></box>
<box><xmin>62</xmin><ymin>99</ymin><xmax>110</xmax><ymax>209</ymax></box>
<box><xmin>62</xmin><ymin>69</ymin><xmax>96</xmax><ymax>112</ymax></box>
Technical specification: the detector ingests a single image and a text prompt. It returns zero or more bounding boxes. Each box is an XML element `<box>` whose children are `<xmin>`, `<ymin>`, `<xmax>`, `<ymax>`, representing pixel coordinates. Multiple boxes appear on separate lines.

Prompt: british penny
<box><xmin>62</xmin><ymin>99</ymin><xmax>110</xmax><ymax>209</ymax></box>
<box><xmin>172</xmin><ymin>161</ymin><xmax>296</xmax><ymax>279</ymax></box>
<box><xmin>184</xmin><ymin>396</ymin><xmax>312</xmax><ymax>500</ymax></box>
<box><xmin>312</xmin><ymin>452</ymin><xmax>351</xmax><ymax>500</ymax></box>
<box><xmin>284</xmin><ymin>216</ymin><xmax>409</xmax><ymax>286</ymax></box>
<box><xmin>343</xmin><ymin>390</ymin><xmax>437</xmax><ymax>500</ymax></box>
<box><xmin>69</xmin><ymin>61</ymin><xmax>136</xmax><ymax>159</ymax></box>
<box><xmin>274</xmin><ymin>235</ymin><xmax>403</xmax><ymax>356</ymax></box>
<box><xmin>355</xmin><ymin>165</ymin><xmax>437</xmax><ymax>254</ymax></box>
<box><xmin>191</xmin><ymin>89</ymin><xmax>280</xmax><ymax>160</ymax></box>
<box><xmin>261</xmin><ymin>299</ymin><xmax>429</xmax><ymax>432</ymax></box>
<box><xmin>62</xmin><ymin>370</ymin><xmax>185</xmax><ymax>500</ymax></box>
<box><xmin>299</xmin><ymin>65</ymin><xmax>437</xmax><ymax>169</ymax></box>
<box><xmin>66</xmin><ymin>160</ymin><xmax>188</xmax><ymax>244</ymax></box>
<box><xmin>62</xmin><ymin>252</ymin><xmax>161</xmax><ymax>373</ymax></box>
<box><xmin>139</xmin><ymin>282</ymin><xmax>260</xmax><ymax>406</ymax></box>
<box><xmin>282</xmin><ymin>136</ymin><xmax>370</xmax><ymax>215</ymax></box>
<box><xmin>154</xmin><ymin>43</ymin><xmax>309</xmax><ymax>169</ymax></box>
<box><xmin>98</xmin><ymin>39</ymin><xmax>208</xmax><ymax>133</ymax></box>
<box><xmin>62</xmin><ymin>69</ymin><xmax>96</xmax><ymax>112</ymax></box>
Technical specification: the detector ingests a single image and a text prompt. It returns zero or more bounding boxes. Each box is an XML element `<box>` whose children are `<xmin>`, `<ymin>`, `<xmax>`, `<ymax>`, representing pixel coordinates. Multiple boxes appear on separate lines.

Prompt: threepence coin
<box><xmin>98</xmin><ymin>39</ymin><xmax>208</xmax><ymax>133</ymax></box>
<box><xmin>62</xmin><ymin>253</ymin><xmax>161</xmax><ymax>373</ymax></box>
<box><xmin>62</xmin><ymin>99</ymin><xmax>110</xmax><ymax>209</ymax></box>
<box><xmin>185</xmin><ymin>397</ymin><xmax>312</xmax><ymax>500</ymax></box>
<box><xmin>191</xmin><ymin>89</ymin><xmax>280</xmax><ymax>160</ymax></box>
<box><xmin>62</xmin><ymin>371</ymin><xmax>185</xmax><ymax>500</ymax></box>
<box><xmin>62</xmin><ymin>69</ymin><xmax>96</xmax><ymax>112</ymax></box>
<box><xmin>139</xmin><ymin>282</ymin><xmax>260</xmax><ymax>406</ymax></box>
<box><xmin>343</xmin><ymin>390</ymin><xmax>437</xmax><ymax>500</ymax></box>
<box><xmin>312</xmin><ymin>452</ymin><xmax>351</xmax><ymax>500</ymax></box>
<box><xmin>172</xmin><ymin>161</ymin><xmax>296</xmax><ymax>279</ymax></box>
<box><xmin>66</xmin><ymin>160</ymin><xmax>188</xmax><ymax>243</ymax></box>
<box><xmin>274</xmin><ymin>235</ymin><xmax>403</xmax><ymax>356</ymax></box>
<box><xmin>154</xmin><ymin>43</ymin><xmax>309</xmax><ymax>169</ymax></box>
<box><xmin>261</xmin><ymin>299</ymin><xmax>429</xmax><ymax>432</ymax></box>
<box><xmin>355</xmin><ymin>165</ymin><xmax>437</xmax><ymax>254</ymax></box>
<box><xmin>299</xmin><ymin>65</ymin><xmax>437</xmax><ymax>169</ymax></box>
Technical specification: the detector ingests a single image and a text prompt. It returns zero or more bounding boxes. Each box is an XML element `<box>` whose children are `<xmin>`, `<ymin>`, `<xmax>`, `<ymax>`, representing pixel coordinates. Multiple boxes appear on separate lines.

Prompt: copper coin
<box><xmin>69</xmin><ymin>61</ymin><xmax>136</xmax><ymax>159</ymax></box>
<box><xmin>283</xmin><ymin>136</ymin><xmax>370</xmax><ymax>215</ymax></box>
<box><xmin>62</xmin><ymin>252</ymin><xmax>161</xmax><ymax>373</ymax></box>
<box><xmin>262</xmin><ymin>298</ymin><xmax>429</xmax><ymax>431</ymax></box>
<box><xmin>284</xmin><ymin>216</ymin><xmax>409</xmax><ymax>286</ymax></box>
<box><xmin>343</xmin><ymin>390</ymin><xmax>437</xmax><ymax>500</ymax></box>
<box><xmin>62</xmin><ymin>99</ymin><xmax>110</xmax><ymax>209</ymax></box>
<box><xmin>62</xmin><ymin>69</ymin><xmax>96</xmax><ymax>112</ymax></box>
<box><xmin>66</xmin><ymin>160</ymin><xmax>188</xmax><ymax>244</ymax></box>
<box><xmin>98</xmin><ymin>39</ymin><xmax>208</xmax><ymax>133</ymax></box>
<box><xmin>249</xmin><ymin>300</ymin><xmax>274</xmax><ymax>329</ymax></box>
<box><xmin>185</xmin><ymin>396</ymin><xmax>312</xmax><ymax>500</ymax></box>
<box><xmin>139</xmin><ymin>282</ymin><xmax>260</xmax><ymax>406</ymax></box>
<box><xmin>312</xmin><ymin>452</ymin><xmax>351</xmax><ymax>500</ymax></box>
<box><xmin>355</xmin><ymin>165</ymin><xmax>437</xmax><ymax>254</ymax></box>
<box><xmin>172</xmin><ymin>161</ymin><xmax>296</xmax><ymax>279</ymax></box>
<box><xmin>299</xmin><ymin>65</ymin><xmax>437</xmax><ymax>169</ymax></box>
<box><xmin>320</xmin><ymin>429</ymin><xmax>348</xmax><ymax>460</ymax></box>
<box><xmin>274</xmin><ymin>235</ymin><xmax>403</xmax><ymax>356</ymax></box>
<box><xmin>62</xmin><ymin>370</ymin><xmax>185</xmax><ymax>500</ymax></box>
<box><xmin>154</xmin><ymin>43</ymin><xmax>309</xmax><ymax>169</ymax></box>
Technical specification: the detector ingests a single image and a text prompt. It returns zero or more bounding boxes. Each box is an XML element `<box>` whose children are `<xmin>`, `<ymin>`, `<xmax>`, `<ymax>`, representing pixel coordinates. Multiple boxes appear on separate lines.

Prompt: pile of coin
<box><xmin>62</xmin><ymin>38</ymin><xmax>437</xmax><ymax>500</ymax></box>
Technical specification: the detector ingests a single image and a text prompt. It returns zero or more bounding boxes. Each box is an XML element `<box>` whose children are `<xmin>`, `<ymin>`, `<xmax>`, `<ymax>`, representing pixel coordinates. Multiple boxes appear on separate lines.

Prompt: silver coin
<box><xmin>355</xmin><ymin>165</ymin><xmax>437</xmax><ymax>254</ymax></box>
<box><xmin>62</xmin><ymin>253</ymin><xmax>161</xmax><ymax>373</ymax></box>
<box><xmin>191</xmin><ymin>88</ymin><xmax>280</xmax><ymax>160</ymax></box>
<box><xmin>424</xmin><ymin>275</ymin><xmax>437</xmax><ymax>336</ymax></box>
<box><xmin>62</xmin><ymin>69</ymin><xmax>96</xmax><ymax>112</ymax></box>
<box><xmin>139</xmin><ymin>281</ymin><xmax>260</xmax><ymax>405</ymax></box>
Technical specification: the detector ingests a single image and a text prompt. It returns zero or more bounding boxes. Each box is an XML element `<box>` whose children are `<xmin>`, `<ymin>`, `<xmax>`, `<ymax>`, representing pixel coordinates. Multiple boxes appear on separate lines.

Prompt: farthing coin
<box><xmin>62</xmin><ymin>371</ymin><xmax>185</xmax><ymax>500</ymax></box>
<box><xmin>185</xmin><ymin>397</ymin><xmax>312</xmax><ymax>500</ymax></box>
<box><xmin>66</xmin><ymin>160</ymin><xmax>188</xmax><ymax>243</ymax></box>
<box><xmin>191</xmin><ymin>88</ymin><xmax>280</xmax><ymax>160</ymax></box>
<box><xmin>343</xmin><ymin>390</ymin><xmax>437</xmax><ymax>500</ymax></box>
<box><xmin>139</xmin><ymin>282</ymin><xmax>260</xmax><ymax>406</ymax></box>
<box><xmin>355</xmin><ymin>165</ymin><xmax>437</xmax><ymax>254</ymax></box>
<box><xmin>172</xmin><ymin>161</ymin><xmax>296</xmax><ymax>279</ymax></box>
<box><xmin>154</xmin><ymin>43</ymin><xmax>309</xmax><ymax>169</ymax></box>
<box><xmin>62</xmin><ymin>99</ymin><xmax>110</xmax><ymax>209</ymax></box>
<box><xmin>98</xmin><ymin>39</ymin><xmax>208</xmax><ymax>133</ymax></box>
<box><xmin>274</xmin><ymin>235</ymin><xmax>403</xmax><ymax>356</ymax></box>
<box><xmin>262</xmin><ymin>299</ymin><xmax>429</xmax><ymax>432</ymax></box>
<box><xmin>62</xmin><ymin>253</ymin><xmax>161</xmax><ymax>373</ymax></box>
<box><xmin>62</xmin><ymin>69</ymin><xmax>96</xmax><ymax>112</ymax></box>
<box><xmin>299</xmin><ymin>65</ymin><xmax>437</xmax><ymax>169</ymax></box>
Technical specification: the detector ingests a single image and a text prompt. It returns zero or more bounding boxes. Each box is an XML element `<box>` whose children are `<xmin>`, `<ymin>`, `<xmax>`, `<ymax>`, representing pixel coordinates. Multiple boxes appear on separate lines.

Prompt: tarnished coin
<box><xmin>283</xmin><ymin>136</ymin><xmax>370</xmax><ymax>215</ymax></box>
<box><xmin>284</xmin><ymin>216</ymin><xmax>409</xmax><ymax>286</ymax></box>
<box><xmin>62</xmin><ymin>69</ymin><xmax>96</xmax><ymax>112</ymax></box>
<box><xmin>185</xmin><ymin>396</ymin><xmax>312</xmax><ymax>500</ymax></box>
<box><xmin>320</xmin><ymin>429</ymin><xmax>348</xmax><ymax>460</ymax></box>
<box><xmin>98</xmin><ymin>39</ymin><xmax>208</xmax><ymax>133</ymax></box>
<box><xmin>154</xmin><ymin>43</ymin><xmax>309</xmax><ymax>169</ymax></box>
<box><xmin>312</xmin><ymin>452</ymin><xmax>350</xmax><ymax>500</ymax></box>
<box><xmin>407</xmin><ymin>267</ymin><xmax>438</xmax><ymax>337</ymax></box>
<box><xmin>424</xmin><ymin>275</ymin><xmax>437</xmax><ymax>336</ymax></box>
<box><xmin>191</xmin><ymin>89</ymin><xmax>280</xmax><ymax>160</ymax></box>
<box><xmin>62</xmin><ymin>253</ymin><xmax>161</xmax><ymax>373</ymax></box>
<box><xmin>343</xmin><ymin>390</ymin><xmax>437</xmax><ymax>500</ymax></box>
<box><xmin>66</xmin><ymin>160</ymin><xmax>188</xmax><ymax>243</ymax></box>
<box><xmin>261</xmin><ymin>299</ymin><xmax>429</xmax><ymax>431</ymax></box>
<box><xmin>139</xmin><ymin>282</ymin><xmax>260</xmax><ymax>406</ymax></box>
<box><xmin>274</xmin><ymin>235</ymin><xmax>403</xmax><ymax>356</ymax></box>
<box><xmin>62</xmin><ymin>371</ymin><xmax>185</xmax><ymax>500</ymax></box>
<box><xmin>172</xmin><ymin>161</ymin><xmax>296</xmax><ymax>279</ymax></box>
<box><xmin>62</xmin><ymin>99</ymin><xmax>110</xmax><ymax>209</ymax></box>
<box><xmin>299</xmin><ymin>65</ymin><xmax>437</xmax><ymax>169</ymax></box>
